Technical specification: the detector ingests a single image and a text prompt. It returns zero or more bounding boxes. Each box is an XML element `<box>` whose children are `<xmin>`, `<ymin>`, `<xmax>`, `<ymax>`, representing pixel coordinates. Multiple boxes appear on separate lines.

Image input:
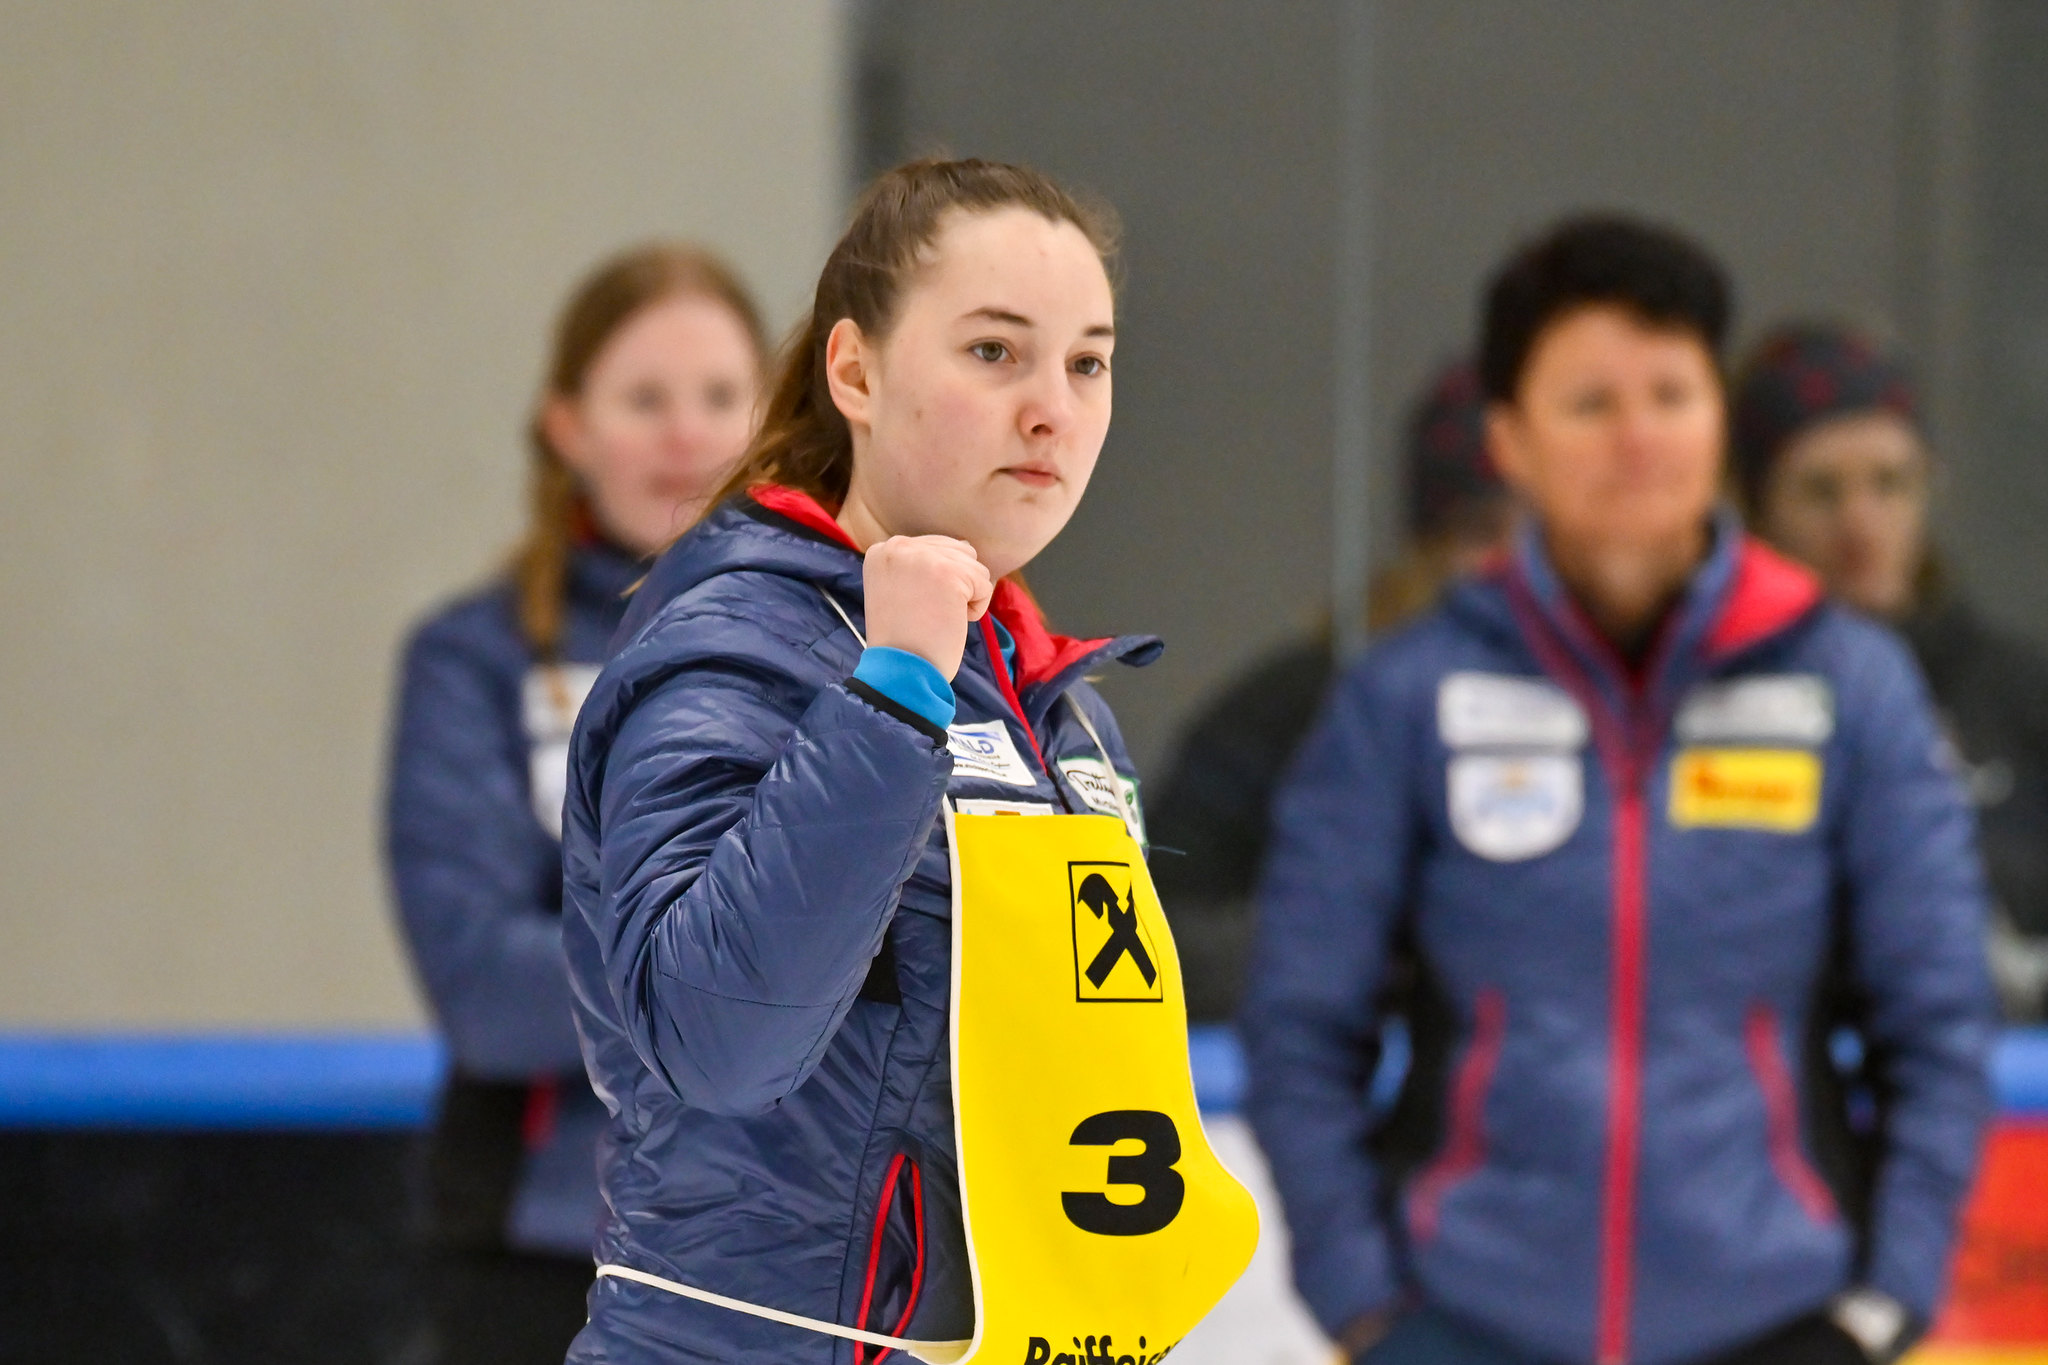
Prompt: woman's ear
<box><xmin>824</xmin><ymin>318</ymin><xmax>874</xmax><ymax>432</ymax></box>
<box><xmin>1486</xmin><ymin>402</ymin><xmax>1531</xmax><ymax>494</ymax></box>
<box><xmin>541</xmin><ymin>395</ymin><xmax>592</xmax><ymax>478</ymax></box>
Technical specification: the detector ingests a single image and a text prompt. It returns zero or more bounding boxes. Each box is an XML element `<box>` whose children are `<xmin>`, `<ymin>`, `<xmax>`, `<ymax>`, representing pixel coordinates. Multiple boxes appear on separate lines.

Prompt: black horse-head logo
<box><xmin>1074</xmin><ymin>870</ymin><xmax>1157</xmax><ymax>993</ymax></box>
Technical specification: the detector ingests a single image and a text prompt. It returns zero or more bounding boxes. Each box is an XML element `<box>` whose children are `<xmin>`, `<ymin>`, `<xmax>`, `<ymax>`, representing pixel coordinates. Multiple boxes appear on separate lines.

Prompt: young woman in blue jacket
<box><xmin>1245</xmin><ymin>217</ymin><xmax>1995</xmax><ymax>1365</ymax></box>
<box><xmin>385</xmin><ymin>243</ymin><xmax>766</xmax><ymax>1364</ymax></box>
<box><xmin>557</xmin><ymin>158</ymin><xmax>1155</xmax><ymax>1365</ymax></box>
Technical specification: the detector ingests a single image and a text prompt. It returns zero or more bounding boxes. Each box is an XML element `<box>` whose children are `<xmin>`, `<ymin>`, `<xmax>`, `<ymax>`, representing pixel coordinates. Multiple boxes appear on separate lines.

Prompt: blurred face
<box><xmin>1489</xmin><ymin>304</ymin><xmax>1724</xmax><ymax>566</ymax></box>
<box><xmin>829</xmin><ymin>206</ymin><xmax>1116</xmax><ymax>579</ymax></box>
<box><xmin>1757</xmin><ymin>410</ymin><xmax>1928</xmax><ymax>618</ymax></box>
<box><xmin>543</xmin><ymin>292</ymin><xmax>761</xmax><ymax>556</ymax></box>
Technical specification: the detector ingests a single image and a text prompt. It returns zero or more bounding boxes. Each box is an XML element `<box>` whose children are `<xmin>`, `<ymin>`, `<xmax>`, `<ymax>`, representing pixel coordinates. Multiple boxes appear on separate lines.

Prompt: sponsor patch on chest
<box><xmin>1675</xmin><ymin>675</ymin><xmax>1834</xmax><ymax>746</ymax></box>
<box><xmin>1447</xmin><ymin>752</ymin><xmax>1584</xmax><ymax>861</ymax></box>
<box><xmin>1057</xmin><ymin>756</ymin><xmax>1146</xmax><ymax>841</ymax></box>
<box><xmin>522</xmin><ymin>663</ymin><xmax>602</xmax><ymax>839</ymax></box>
<box><xmin>1668</xmin><ymin>747</ymin><xmax>1822</xmax><ymax>832</ymax></box>
<box><xmin>947</xmin><ymin>719</ymin><xmax>1038</xmax><ymax>787</ymax></box>
<box><xmin>1438</xmin><ymin>671</ymin><xmax>1588</xmax><ymax>750</ymax></box>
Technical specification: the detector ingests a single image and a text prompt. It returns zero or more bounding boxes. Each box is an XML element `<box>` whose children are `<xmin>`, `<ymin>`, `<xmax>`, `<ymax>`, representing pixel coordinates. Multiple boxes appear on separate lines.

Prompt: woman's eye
<box><xmin>626</xmin><ymin>384</ymin><xmax>666</xmax><ymax>414</ymax></box>
<box><xmin>705</xmin><ymin>382</ymin><xmax>737</xmax><ymax>411</ymax></box>
<box><xmin>969</xmin><ymin>340</ymin><xmax>1010</xmax><ymax>363</ymax></box>
<box><xmin>1072</xmin><ymin>355</ymin><xmax>1107</xmax><ymax>377</ymax></box>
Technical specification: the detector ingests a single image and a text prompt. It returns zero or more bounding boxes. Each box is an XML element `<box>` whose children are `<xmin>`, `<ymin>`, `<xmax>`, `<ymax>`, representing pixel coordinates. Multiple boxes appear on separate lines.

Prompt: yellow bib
<box><xmin>939</xmin><ymin>805</ymin><xmax>1261</xmax><ymax>1365</ymax></box>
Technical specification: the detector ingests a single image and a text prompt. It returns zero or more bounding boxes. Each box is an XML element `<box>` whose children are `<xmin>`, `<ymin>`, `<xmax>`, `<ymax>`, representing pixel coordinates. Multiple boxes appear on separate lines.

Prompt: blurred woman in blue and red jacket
<box><xmin>558</xmin><ymin>159</ymin><xmax>1150</xmax><ymax>1364</ymax></box>
<box><xmin>1244</xmin><ymin>216</ymin><xmax>1995</xmax><ymax>1365</ymax></box>
<box><xmin>385</xmin><ymin>243</ymin><xmax>767</xmax><ymax>1364</ymax></box>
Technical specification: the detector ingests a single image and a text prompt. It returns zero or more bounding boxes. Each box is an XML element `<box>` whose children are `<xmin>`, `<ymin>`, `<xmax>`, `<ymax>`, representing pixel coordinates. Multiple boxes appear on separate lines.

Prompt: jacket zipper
<box><xmin>1409</xmin><ymin>986</ymin><xmax>1507</xmax><ymax>1240</ymax></box>
<box><xmin>1744</xmin><ymin>1003</ymin><xmax>1839</xmax><ymax>1223</ymax></box>
<box><xmin>1508</xmin><ymin>577</ymin><xmax>1676</xmax><ymax>1365</ymax></box>
<box><xmin>1596</xmin><ymin>769</ymin><xmax>1645</xmax><ymax>1365</ymax></box>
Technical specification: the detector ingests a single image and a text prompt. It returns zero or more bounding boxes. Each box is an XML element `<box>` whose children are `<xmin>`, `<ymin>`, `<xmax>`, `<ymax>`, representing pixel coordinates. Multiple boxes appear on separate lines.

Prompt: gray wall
<box><xmin>860</xmin><ymin>0</ymin><xmax>1997</xmax><ymax>777</ymax></box>
<box><xmin>0</xmin><ymin>2</ymin><xmax>848</xmax><ymax>1027</ymax></box>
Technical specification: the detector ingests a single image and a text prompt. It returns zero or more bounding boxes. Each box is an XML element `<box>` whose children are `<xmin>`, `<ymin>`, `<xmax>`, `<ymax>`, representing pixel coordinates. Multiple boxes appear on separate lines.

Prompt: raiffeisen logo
<box><xmin>1021</xmin><ymin>1333</ymin><xmax>1178</xmax><ymax>1365</ymax></box>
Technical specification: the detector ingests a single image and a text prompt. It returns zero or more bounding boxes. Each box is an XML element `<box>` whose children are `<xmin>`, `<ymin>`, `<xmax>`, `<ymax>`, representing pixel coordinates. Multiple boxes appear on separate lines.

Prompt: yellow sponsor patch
<box><xmin>1669</xmin><ymin>747</ymin><xmax>1822</xmax><ymax>832</ymax></box>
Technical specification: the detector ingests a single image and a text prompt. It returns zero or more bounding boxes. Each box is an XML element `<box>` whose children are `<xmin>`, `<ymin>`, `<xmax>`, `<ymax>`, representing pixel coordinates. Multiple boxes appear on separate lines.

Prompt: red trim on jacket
<box><xmin>1502</xmin><ymin>576</ymin><xmax>1662</xmax><ymax>1365</ymax></box>
<box><xmin>520</xmin><ymin>1078</ymin><xmax>560</xmax><ymax>1149</ymax></box>
<box><xmin>981</xmin><ymin>615</ymin><xmax>1053</xmax><ymax>777</ymax></box>
<box><xmin>1597</xmin><ymin>793</ymin><xmax>1647</xmax><ymax>1365</ymax></box>
<box><xmin>1744</xmin><ymin>1004</ymin><xmax>1841</xmax><ymax>1224</ymax></box>
<box><xmin>1409</xmin><ymin>988</ymin><xmax>1507</xmax><ymax>1241</ymax></box>
<box><xmin>854</xmin><ymin>1153</ymin><xmax>927</xmax><ymax>1365</ymax></box>
<box><xmin>1704</xmin><ymin>538</ymin><xmax>1823</xmax><ymax>659</ymax></box>
<box><xmin>747</xmin><ymin>484</ymin><xmax>1111</xmax><ymax>688</ymax></box>
<box><xmin>749</xmin><ymin>483</ymin><xmax>862</xmax><ymax>551</ymax></box>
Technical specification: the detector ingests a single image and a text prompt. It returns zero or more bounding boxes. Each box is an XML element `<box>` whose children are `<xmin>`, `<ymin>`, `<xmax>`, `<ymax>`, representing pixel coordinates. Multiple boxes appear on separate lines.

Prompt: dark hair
<box><xmin>513</xmin><ymin>243</ymin><xmax>768</xmax><ymax>657</ymax></box>
<box><xmin>707</xmin><ymin>157</ymin><xmax>1119</xmax><ymax>512</ymax></box>
<box><xmin>1479</xmin><ymin>213</ymin><xmax>1732</xmax><ymax>404</ymax></box>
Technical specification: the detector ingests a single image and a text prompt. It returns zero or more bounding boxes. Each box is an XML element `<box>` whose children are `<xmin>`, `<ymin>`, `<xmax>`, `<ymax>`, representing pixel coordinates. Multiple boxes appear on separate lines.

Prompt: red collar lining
<box><xmin>1704</xmin><ymin>538</ymin><xmax>1823</xmax><ymax>659</ymax></box>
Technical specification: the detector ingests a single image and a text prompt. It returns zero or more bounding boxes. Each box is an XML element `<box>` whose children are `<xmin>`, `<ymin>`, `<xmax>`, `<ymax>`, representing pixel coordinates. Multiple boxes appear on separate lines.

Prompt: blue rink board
<box><xmin>1</xmin><ymin>1026</ymin><xmax>2044</xmax><ymax>1130</ymax></box>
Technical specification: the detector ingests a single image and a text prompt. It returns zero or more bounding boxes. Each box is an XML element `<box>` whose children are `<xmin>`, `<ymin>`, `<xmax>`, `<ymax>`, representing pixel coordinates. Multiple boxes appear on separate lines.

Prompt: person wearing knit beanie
<box><xmin>1736</xmin><ymin>322</ymin><xmax>2048</xmax><ymax>1021</ymax></box>
<box><xmin>1732</xmin><ymin>324</ymin><xmax>1925</xmax><ymax>617</ymax></box>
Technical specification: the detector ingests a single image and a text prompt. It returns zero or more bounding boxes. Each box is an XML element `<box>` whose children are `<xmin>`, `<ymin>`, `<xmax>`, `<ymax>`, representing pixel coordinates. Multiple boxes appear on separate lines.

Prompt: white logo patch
<box><xmin>953</xmin><ymin>798</ymin><xmax>1056</xmax><ymax>817</ymax></box>
<box><xmin>522</xmin><ymin>663</ymin><xmax>602</xmax><ymax>840</ymax></box>
<box><xmin>1058</xmin><ymin>756</ymin><xmax>1146</xmax><ymax>842</ymax></box>
<box><xmin>1438</xmin><ymin>672</ymin><xmax>1588</xmax><ymax>750</ymax></box>
<box><xmin>1675</xmin><ymin>675</ymin><xmax>1834</xmax><ymax>746</ymax></box>
<box><xmin>946</xmin><ymin>719</ymin><xmax>1037</xmax><ymax>787</ymax></box>
<box><xmin>1448</xmin><ymin>753</ymin><xmax>1584</xmax><ymax>861</ymax></box>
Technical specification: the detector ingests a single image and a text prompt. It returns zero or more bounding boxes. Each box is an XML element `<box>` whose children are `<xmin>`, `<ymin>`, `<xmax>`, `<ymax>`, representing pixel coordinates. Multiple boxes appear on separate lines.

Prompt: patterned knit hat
<box><xmin>1730</xmin><ymin>324</ymin><xmax>1919</xmax><ymax>508</ymax></box>
<box><xmin>1406</xmin><ymin>359</ymin><xmax>1505</xmax><ymax>538</ymax></box>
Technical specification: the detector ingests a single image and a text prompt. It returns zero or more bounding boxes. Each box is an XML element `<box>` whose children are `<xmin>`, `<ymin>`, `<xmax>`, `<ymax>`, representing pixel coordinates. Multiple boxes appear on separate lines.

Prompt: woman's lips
<box><xmin>1000</xmin><ymin>466</ymin><xmax>1059</xmax><ymax>489</ymax></box>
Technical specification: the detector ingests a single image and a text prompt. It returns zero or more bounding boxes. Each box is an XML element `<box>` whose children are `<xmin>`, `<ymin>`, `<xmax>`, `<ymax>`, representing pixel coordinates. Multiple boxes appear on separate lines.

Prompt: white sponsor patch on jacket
<box><xmin>1674</xmin><ymin>675</ymin><xmax>1834</xmax><ymax>746</ymax></box>
<box><xmin>1448</xmin><ymin>753</ymin><xmax>1584</xmax><ymax>861</ymax></box>
<box><xmin>1057</xmin><ymin>756</ymin><xmax>1146</xmax><ymax>842</ymax></box>
<box><xmin>946</xmin><ymin>719</ymin><xmax>1037</xmax><ymax>787</ymax></box>
<box><xmin>953</xmin><ymin>798</ymin><xmax>1056</xmax><ymax>817</ymax></box>
<box><xmin>1438</xmin><ymin>672</ymin><xmax>1588</xmax><ymax>750</ymax></box>
<box><xmin>522</xmin><ymin>663</ymin><xmax>602</xmax><ymax>840</ymax></box>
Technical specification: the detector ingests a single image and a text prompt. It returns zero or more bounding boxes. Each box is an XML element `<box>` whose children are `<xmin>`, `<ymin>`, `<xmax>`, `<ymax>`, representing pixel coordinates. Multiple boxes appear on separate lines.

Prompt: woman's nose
<box><xmin>1019</xmin><ymin>366</ymin><xmax>1074</xmax><ymax>436</ymax></box>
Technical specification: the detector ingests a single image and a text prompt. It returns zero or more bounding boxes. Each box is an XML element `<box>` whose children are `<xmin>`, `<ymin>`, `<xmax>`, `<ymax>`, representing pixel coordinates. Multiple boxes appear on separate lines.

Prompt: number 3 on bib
<box><xmin>1062</xmin><ymin>1110</ymin><xmax>1185</xmax><ymax>1235</ymax></box>
<box><xmin>947</xmin><ymin>805</ymin><xmax>1258</xmax><ymax>1364</ymax></box>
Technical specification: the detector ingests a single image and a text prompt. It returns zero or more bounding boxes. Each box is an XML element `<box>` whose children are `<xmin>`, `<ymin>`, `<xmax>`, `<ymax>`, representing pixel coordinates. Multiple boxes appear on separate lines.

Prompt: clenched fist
<box><xmin>862</xmin><ymin>535</ymin><xmax>994</xmax><ymax>681</ymax></box>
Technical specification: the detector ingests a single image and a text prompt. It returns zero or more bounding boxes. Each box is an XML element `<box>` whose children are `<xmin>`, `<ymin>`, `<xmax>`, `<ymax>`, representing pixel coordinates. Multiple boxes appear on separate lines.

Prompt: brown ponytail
<box><xmin>512</xmin><ymin>243</ymin><xmax>769</xmax><ymax>658</ymax></box>
<box><xmin>706</xmin><ymin>158</ymin><xmax>1119</xmax><ymax>516</ymax></box>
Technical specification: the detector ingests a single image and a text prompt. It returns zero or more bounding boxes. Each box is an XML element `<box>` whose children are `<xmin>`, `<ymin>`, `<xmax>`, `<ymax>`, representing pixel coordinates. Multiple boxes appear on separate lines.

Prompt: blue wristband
<box><xmin>851</xmin><ymin>646</ymin><xmax>956</xmax><ymax>730</ymax></box>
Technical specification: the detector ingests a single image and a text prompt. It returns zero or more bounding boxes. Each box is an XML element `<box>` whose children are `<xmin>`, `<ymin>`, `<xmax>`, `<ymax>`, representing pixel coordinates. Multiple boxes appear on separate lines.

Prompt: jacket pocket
<box><xmin>1744</xmin><ymin>1002</ymin><xmax>1839</xmax><ymax>1224</ymax></box>
<box><xmin>854</xmin><ymin>1151</ymin><xmax>927</xmax><ymax>1364</ymax></box>
<box><xmin>1408</xmin><ymin>987</ymin><xmax>1507</xmax><ymax>1242</ymax></box>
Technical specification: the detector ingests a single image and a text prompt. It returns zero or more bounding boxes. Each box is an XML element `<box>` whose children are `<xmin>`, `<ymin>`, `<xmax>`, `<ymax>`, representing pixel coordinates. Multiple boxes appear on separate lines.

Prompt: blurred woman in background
<box><xmin>385</xmin><ymin>243</ymin><xmax>767</xmax><ymax>1364</ymax></box>
<box><xmin>1246</xmin><ymin>216</ymin><xmax>1993</xmax><ymax>1365</ymax></box>
<box><xmin>1736</xmin><ymin>324</ymin><xmax>2048</xmax><ymax>1021</ymax></box>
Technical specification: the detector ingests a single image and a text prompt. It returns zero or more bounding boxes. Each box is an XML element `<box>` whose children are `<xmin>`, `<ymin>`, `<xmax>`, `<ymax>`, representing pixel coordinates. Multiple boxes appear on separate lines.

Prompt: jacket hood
<box><xmin>612</xmin><ymin>485</ymin><xmax>1164</xmax><ymax>687</ymax></box>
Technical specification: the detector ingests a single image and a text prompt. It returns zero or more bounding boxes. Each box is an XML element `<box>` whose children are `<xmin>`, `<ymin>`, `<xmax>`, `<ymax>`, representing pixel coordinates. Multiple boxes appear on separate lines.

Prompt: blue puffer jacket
<box><xmin>1244</xmin><ymin>514</ymin><xmax>1995</xmax><ymax>1365</ymax></box>
<box><xmin>387</xmin><ymin>540</ymin><xmax>639</xmax><ymax>1257</ymax></box>
<box><xmin>560</xmin><ymin>487</ymin><xmax>1160</xmax><ymax>1364</ymax></box>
